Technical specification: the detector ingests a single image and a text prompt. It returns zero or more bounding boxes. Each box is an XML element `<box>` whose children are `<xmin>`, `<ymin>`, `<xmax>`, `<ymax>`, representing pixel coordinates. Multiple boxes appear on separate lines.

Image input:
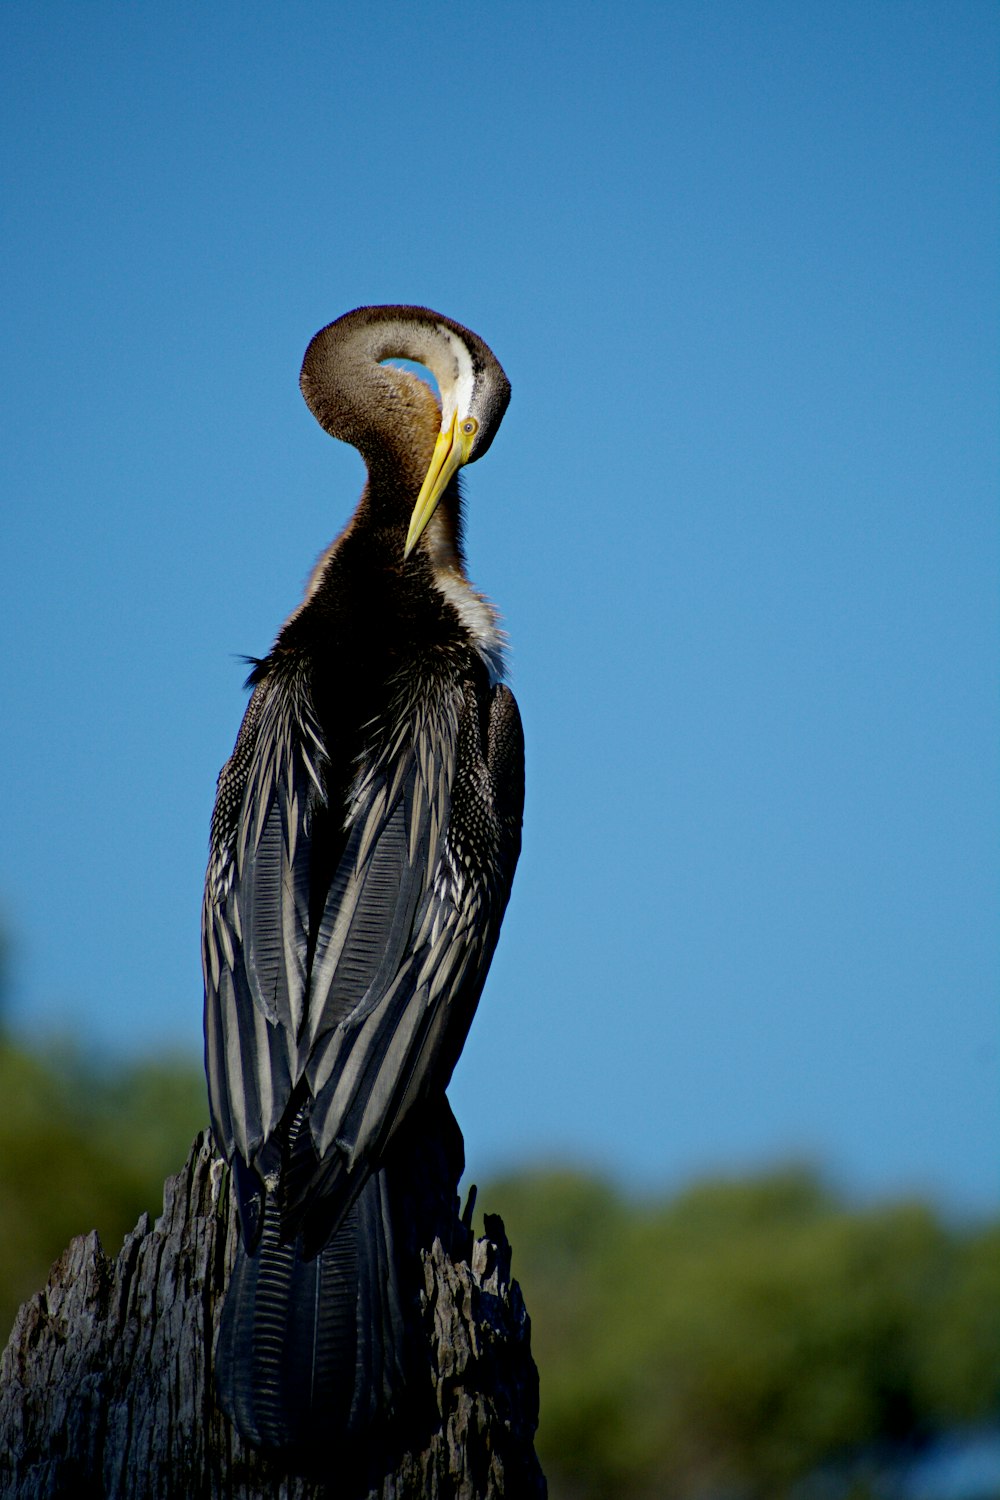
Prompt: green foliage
<box><xmin>483</xmin><ymin>1166</ymin><xmax>1000</xmax><ymax>1500</ymax></box>
<box><xmin>0</xmin><ymin>1040</ymin><xmax>206</xmax><ymax>1342</ymax></box>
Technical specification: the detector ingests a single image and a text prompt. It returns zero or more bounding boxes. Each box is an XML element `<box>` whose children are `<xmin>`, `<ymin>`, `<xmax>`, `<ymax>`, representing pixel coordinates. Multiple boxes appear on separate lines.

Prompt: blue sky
<box><xmin>2</xmin><ymin>3</ymin><xmax>997</xmax><ymax>1213</ymax></box>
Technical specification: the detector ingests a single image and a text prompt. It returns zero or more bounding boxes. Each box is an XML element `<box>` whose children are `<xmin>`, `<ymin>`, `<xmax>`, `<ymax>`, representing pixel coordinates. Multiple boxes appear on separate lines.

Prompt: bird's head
<box><xmin>299</xmin><ymin>305</ymin><xmax>510</xmax><ymax>558</ymax></box>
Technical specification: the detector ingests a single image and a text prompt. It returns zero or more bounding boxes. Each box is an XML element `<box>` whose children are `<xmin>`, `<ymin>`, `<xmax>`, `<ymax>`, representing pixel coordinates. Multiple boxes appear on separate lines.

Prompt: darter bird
<box><xmin>202</xmin><ymin>305</ymin><xmax>523</xmax><ymax>1453</ymax></box>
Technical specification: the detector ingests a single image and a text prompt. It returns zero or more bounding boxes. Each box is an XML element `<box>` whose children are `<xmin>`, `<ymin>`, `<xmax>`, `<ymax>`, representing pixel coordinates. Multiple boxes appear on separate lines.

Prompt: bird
<box><xmin>201</xmin><ymin>305</ymin><xmax>523</xmax><ymax>1456</ymax></box>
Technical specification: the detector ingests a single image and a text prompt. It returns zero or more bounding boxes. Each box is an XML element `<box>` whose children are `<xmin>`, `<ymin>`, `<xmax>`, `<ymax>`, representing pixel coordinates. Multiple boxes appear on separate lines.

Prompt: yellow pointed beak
<box><xmin>404</xmin><ymin>411</ymin><xmax>475</xmax><ymax>558</ymax></box>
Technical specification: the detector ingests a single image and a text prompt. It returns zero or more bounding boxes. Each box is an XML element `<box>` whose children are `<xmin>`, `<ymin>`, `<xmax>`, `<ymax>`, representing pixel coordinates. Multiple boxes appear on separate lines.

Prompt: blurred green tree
<box><xmin>0</xmin><ymin>1041</ymin><xmax>206</xmax><ymax>1341</ymax></box>
<box><xmin>484</xmin><ymin>1167</ymin><xmax>1000</xmax><ymax>1500</ymax></box>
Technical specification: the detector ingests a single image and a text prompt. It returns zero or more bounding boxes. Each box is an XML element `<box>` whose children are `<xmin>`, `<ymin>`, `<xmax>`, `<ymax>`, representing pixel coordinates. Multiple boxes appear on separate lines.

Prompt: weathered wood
<box><xmin>0</xmin><ymin>1133</ymin><xmax>545</xmax><ymax>1499</ymax></box>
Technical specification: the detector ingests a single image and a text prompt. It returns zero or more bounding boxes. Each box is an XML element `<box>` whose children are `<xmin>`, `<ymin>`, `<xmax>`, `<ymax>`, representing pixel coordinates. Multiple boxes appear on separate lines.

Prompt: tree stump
<box><xmin>0</xmin><ymin>1132</ymin><xmax>545</xmax><ymax>1499</ymax></box>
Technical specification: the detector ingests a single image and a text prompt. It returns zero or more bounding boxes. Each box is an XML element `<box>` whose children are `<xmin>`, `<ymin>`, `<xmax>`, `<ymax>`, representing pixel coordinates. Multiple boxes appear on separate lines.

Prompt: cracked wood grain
<box><xmin>0</xmin><ymin>1133</ymin><xmax>545</xmax><ymax>1500</ymax></box>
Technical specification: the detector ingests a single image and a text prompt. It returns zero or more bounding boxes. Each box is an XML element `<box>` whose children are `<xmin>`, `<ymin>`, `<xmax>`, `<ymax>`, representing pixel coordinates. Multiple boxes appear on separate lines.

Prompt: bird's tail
<box><xmin>215</xmin><ymin>1165</ymin><xmax>407</xmax><ymax>1454</ymax></box>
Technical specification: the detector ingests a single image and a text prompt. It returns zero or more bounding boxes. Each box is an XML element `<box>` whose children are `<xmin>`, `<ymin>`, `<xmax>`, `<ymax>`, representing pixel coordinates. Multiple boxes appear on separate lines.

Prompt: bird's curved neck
<box><xmin>292</xmin><ymin>306</ymin><xmax>507</xmax><ymax>676</ymax></box>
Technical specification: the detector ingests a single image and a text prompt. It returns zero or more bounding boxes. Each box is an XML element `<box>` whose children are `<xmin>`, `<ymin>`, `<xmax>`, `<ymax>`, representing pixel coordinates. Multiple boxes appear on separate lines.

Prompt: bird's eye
<box><xmin>461</xmin><ymin>417</ymin><xmax>479</xmax><ymax>438</ymax></box>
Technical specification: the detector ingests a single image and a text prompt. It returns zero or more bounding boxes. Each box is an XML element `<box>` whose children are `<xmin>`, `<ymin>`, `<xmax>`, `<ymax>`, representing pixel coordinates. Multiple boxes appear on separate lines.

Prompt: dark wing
<box><xmin>203</xmin><ymin>658</ymin><xmax>323</xmax><ymax>1167</ymax></box>
<box><xmin>203</xmin><ymin>657</ymin><xmax>524</xmax><ymax>1245</ymax></box>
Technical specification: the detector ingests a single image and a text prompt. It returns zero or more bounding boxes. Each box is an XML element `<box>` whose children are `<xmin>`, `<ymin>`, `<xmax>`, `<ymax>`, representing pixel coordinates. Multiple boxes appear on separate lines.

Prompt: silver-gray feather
<box><xmin>203</xmin><ymin>660</ymin><xmax>522</xmax><ymax>1233</ymax></box>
